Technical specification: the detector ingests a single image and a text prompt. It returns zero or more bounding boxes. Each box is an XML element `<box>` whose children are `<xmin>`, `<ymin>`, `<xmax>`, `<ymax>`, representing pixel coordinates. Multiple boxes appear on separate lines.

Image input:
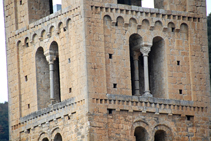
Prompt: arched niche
<box><xmin>149</xmin><ymin>36</ymin><xmax>166</xmax><ymax>98</ymax></box>
<box><xmin>154</xmin><ymin>21</ymin><xmax>163</xmax><ymax>31</ymax></box>
<box><xmin>129</xmin><ymin>18</ymin><xmax>137</xmax><ymax>28</ymax></box>
<box><xmin>129</xmin><ymin>34</ymin><xmax>144</xmax><ymax>95</ymax></box>
<box><xmin>36</xmin><ymin>47</ymin><xmax>50</xmax><ymax>110</ymax></box>
<box><xmin>49</xmin><ymin>41</ymin><xmax>61</xmax><ymax>103</ymax></box>
<box><xmin>142</xmin><ymin>19</ymin><xmax>150</xmax><ymax>30</ymax></box>
<box><xmin>134</xmin><ymin>126</ymin><xmax>149</xmax><ymax>141</ymax></box>
<box><xmin>103</xmin><ymin>15</ymin><xmax>112</xmax><ymax>28</ymax></box>
<box><xmin>54</xmin><ymin>133</ymin><xmax>62</xmax><ymax>141</ymax></box>
<box><xmin>154</xmin><ymin>130</ymin><xmax>167</xmax><ymax>141</ymax></box>
<box><xmin>180</xmin><ymin>23</ymin><xmax>188</xmax><ymax>40</ymax></box>
<box><xmin>42</xmin><ymin>138</ymin><xmax>49</xmax><ymax>141</ymax></box>
<box><xmin>116</xmin><ymin>16</ymin><xmax>124</xmax><ymax>27</ymax></box>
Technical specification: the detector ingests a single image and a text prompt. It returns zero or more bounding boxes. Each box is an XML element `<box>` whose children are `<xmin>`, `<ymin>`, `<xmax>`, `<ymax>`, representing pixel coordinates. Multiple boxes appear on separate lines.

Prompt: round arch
<box><xmin>153</xmin><ymin>124</ymin><xmax>174</xmax><ymax>141</ymax></box>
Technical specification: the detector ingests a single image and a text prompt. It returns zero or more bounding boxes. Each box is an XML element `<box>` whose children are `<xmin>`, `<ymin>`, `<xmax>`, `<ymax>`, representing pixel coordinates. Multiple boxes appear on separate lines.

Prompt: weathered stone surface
<box><xmin>4</xmin><ymin>0</ymin><xmax>210</xmax><ymax>140</ymax></box>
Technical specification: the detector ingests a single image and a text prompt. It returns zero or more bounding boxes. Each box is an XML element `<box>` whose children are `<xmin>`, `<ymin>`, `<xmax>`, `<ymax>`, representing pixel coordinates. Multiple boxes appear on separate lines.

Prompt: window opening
<box><xmin>109</xmin><ymin>54</ymin><xmax>113</xmax><ymax>59</ymax></box>
<box><xmin>113</xmin><ymin>83</ymin><xmax>117</xmax><ymax>88</ymax></box>
<box><xmin>186</xmin><ymin>115</ymin><xmax>194</xmax><ymax>121</ymax></box>
<box><xmin>28</xmin><ymin>104</ymin><xmax>30</xmax><ymax>109</ymax></box>
<box><xmin>68</xmin><ymin>58</ymin><xmax>71</xmax><ymax>63</ymax></box>
<box><xmin>25</xmin><ymin>75</ymin><xmax>28</xmax><ymax>82</ymax></box>
<box><xmin>108</xmin><ymin>109</ymin><xmax>113</xmax><ymax>114</ymax></box>
<box><xmin>69</xmin><ymin>88</ymin><xmax>72</xmax><ymax>93</ymax></box>
<box><xmin>54</xmin><ymin>133</ymin><xmax>62</xmax><ymax>141</ymax></box>
<box><xmin>134</xmin><ymin>127</ymin><xmax>148</xmax><ymax>141</ymax></box>
<box><xmin>20</xmin><ymin>0</ymin><xmax>22</xmax><ymax>5</ymax></box>
<box><xmin>179</xmin><ymin>89</ymin><xmax>182</xmax><ymax>94</ymax></box>
<box><xmin>154</xmin><ymin>130</ymin><xmax>167</xmax><ymax>141</ymax></box>
<box><xmin>177</xmin><ymin>61</ymin><xmax>180</xmax><ymax>65</ymax></box>
<box><xmin>172</xmin><ymin>27</ymin><xmax>175</xmax><ymax>32</ymax></box>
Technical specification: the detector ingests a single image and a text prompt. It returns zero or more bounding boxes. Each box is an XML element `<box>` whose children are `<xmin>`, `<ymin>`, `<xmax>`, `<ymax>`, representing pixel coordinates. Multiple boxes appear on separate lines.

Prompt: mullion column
<box><xmin>133</xmin><ymin>51</ymin><xmax>140</xmax><ymax>96</ymax></box>
<box><xmin>45</xmin><ymin>51</ymin><xmax>57</xmax><ymax>104</ymax></box>
<box><xmin>140</xmin><ymin>46</ymin><xmax>153</xmax><ymax>97</ymax></box>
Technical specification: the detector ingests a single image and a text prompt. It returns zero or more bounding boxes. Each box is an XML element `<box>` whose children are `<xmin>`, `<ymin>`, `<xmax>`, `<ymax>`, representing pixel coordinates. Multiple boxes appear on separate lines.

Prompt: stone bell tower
<box><xmin>4</xmin><ymin>0</ymin><xmax>210</xmax><ymax>140</ymax></box>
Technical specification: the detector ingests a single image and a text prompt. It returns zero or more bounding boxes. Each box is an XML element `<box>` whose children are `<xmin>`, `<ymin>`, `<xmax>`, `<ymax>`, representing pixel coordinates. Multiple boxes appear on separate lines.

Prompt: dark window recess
<box><xmin>27</xmin><ymin>129</ymin><xmax>30</xmax><ymax>133</ymax></box>
<box><xmin>49</xmin><ymin>0</ymin><xmax>53</xmax><ymax>14</ymax></box>
<box><xmin>118</xmin><ymin>0</ymin><xmax>131</xmax><ymax>5</ymax></box>
<box><xmin>20</xmin><ymin>0</ymin><xmax>22</xmax><ymax>5</ymax></box>
<box><xmin>63</xmin><ymin>27</ymin><xmax>66</xmax><ymax>31</ymax></box>
<box><xmin>109</xmin><ymin>54</ymin><xmax>113</xmax><ymax>59</ymax></box>
<box><xmin>69</xmin><ymin>88</ymin><xmax>72</xmax><ymax>93</ymax></box>
<box><xmin>177</xmin><ymin>61</ymin><xmax>180</xmax><ymax>65</ymax></box>
<box><xmin>186</xmin><ymin>115</ymin><xmax>194</xmax><ymax>121</ymax></box>
<box><xmin>28</xmin><ymin>104</ymin><xmax>30</xmax><ymax>109</ymax></box>
<box><xmin>118</xmin><ymin>0</ymin><xmax>141</xmax><ymax>6</ymax></box>
<box><xmin>108</xmin><ymin>109</ymin><xmax>113</xmax><ymax>114</ymax></box>
<box><xmin>113</xmin><ymin>83</ymin><xmax>117</xmax><ymax>88</ymax></box>
<box><xmin>68</xmin><ymin>58</ymin><xmax>71</xmax><ymax>63</ymax></box>
<box><xmin>26</xmin><ymin>42</ymin><xmax>29</xmax><ymax>47</ymax></box>
<box><xmin>179</xmin><ymin>89</ymin><xmax>182</xmax><ymax>94</ymax></box>
<box><xmin>25</xmin><ymin>75</ymin><xmax>28</xmax><ymax>82</ymax></box>
<box><xmin>172</xmin><ymin>27</ymin><xmax>175</xmax><ymax>32</ymax></box>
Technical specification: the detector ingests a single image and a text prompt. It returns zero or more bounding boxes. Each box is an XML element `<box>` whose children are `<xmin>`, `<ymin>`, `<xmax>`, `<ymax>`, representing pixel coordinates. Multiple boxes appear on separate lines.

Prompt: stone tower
<box><xmin>4</xmin><ymin>0</ymin><xmax>210</xmax><ymax>140</ymax></box>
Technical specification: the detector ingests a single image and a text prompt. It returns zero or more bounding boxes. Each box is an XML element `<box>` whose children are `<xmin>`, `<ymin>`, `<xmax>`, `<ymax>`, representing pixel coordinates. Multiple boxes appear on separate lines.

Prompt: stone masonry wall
<box><xmin>4</xmin><ymin>2</ymin><xmax>88</xmax><ymax>140</ymax></box>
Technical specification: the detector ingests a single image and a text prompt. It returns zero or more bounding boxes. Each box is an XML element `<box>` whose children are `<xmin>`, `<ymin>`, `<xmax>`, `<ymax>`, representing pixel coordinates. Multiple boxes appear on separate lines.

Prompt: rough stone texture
<box><xmin>4</xmin><ymin>0</ymin><xmax>210</xmax><ymax>140</ymax></box>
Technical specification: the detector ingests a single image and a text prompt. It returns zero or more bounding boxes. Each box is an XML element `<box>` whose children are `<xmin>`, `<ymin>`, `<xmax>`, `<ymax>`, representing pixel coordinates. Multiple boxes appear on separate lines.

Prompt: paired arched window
<box><xmin>36</xmin><ymin>41</ymin><xmax>61</xmax><ymax>110</ymax></box>
<box><xmin>129</xmin><ymin>34</ymin><xmax>165</xmax><ymax>98</ymax></box>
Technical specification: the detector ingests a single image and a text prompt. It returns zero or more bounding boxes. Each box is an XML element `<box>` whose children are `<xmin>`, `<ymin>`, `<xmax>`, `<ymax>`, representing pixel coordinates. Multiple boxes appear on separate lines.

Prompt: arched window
<box><xmin>36</xmin><ymin>47</ymin><xmax>50</xmax><ymax>109</ymax></box>
<box><xmin>129</xmin><ymin>34</ymin><xmax>144</xmax><ymax>96</ymax></box>
<box><xmin>49</xmin><ymin>41</ymin><xmax>61</xmax><ymax>103</ymax></box>
<box><xmin>134</xmin><ymin>127</ymin><xmax>148</xmax><ymax>141</ymax></box>
<box><xmin>154</xmin><ymin>130</ymin><xmax>167</xmax><ymax>141</ymax></box>
<box><xmin>149</xmin><ymin>36</ymin><xmax>165</xmax><ymax>98</ymax></box>
<box><xmin>54</xmin><ymin>133</ymin><xmax>62</xmax><ymax>141</ymax></box>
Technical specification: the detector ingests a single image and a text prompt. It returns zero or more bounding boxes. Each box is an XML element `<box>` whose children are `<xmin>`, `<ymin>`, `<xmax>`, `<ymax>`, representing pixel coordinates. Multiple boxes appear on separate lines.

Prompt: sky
<box><xmin>0</xmin><ymin>0</ymin><xmax>210</xmax><ymax>103</ymax></box>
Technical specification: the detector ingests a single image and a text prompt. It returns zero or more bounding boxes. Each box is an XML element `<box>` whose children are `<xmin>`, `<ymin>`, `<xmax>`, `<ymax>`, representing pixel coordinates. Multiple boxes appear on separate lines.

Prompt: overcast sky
<box><xmin>0</xmin><ymin>0</ymin><xmax>210</xmax><ymax>103</ymax></box>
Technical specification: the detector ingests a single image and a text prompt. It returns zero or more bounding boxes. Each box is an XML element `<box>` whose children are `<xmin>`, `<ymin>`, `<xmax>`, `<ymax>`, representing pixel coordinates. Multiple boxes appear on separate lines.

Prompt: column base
<box><xmin>50</xmin><ymin>99</ymin><xmax>56</xmax><ymax>105</ymax></box>
<box><xmin>142</xmin><ymin>91</ymin><xmax>153</xmax><ymax>97</ymax></box>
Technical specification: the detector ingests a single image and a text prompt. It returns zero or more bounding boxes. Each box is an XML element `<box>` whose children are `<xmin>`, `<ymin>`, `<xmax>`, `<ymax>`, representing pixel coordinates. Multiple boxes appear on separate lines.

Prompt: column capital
<box><xmin>140</xmin><ymin>42</ymin><xmax>152</xmax><ymax>56</ymax></box>
<box><xmin>44</xmin><ymin>50</ymin><xmax>58</xmax><ymax>64</ymax></box>
<box><xmin>140</xmin><ymin>47</ymin><xmax>151</xmax><ymax>56</ymax></box>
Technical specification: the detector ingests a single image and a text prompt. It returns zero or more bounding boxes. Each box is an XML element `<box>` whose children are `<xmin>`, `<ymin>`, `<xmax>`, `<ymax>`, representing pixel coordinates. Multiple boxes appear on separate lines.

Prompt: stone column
<box><xmin>140</xmin><ymin>45</ymin><xmax>153</xmax><ymax>97</ymax></box>
<box><xmin>133</xmin><ymin>51</ymin><xmax>140</xmax><ymax>96</ymax></box>
<box><xmin>45</xmin><ymin>51</ymin><xmax>57</xmax><ymax>104</ymax></box>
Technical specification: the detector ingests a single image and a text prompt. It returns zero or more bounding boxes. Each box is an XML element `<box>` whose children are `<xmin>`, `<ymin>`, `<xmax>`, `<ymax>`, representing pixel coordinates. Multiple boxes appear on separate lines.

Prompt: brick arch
<box><xmin>24</xmin><ymin>37</ymin><xmax>29</xmax><ymax>47</ymax></box>
<box><xmin>131</xmin><ymin>120</ymin><xmax>150</xmax><ymax>141</ymax></box>
<box><xmin>65</xmin><ymin>18</ymin><xmax>71</xmax><ymax>29</ymax></box>
<box><xmin>57</xmin><ymin>21</ymin><xmax>64</xmax><ymax>34</ymax></box>
<box><xmin>51</xmin><ymin>127</ymin><xmax>63</xmax><ymax>141</ymax></box>
<box><xmin>38</xmin><ymin>132</ymin><xmax>50</xmax><ymax>141</ymax></box>
<box><xmin>116</xmin><ymin>16</ymin><xmax>124</xmax><ymax>27</ymax></box>
<box><xmin>141</xmin><ymin>19</ymin><xmax>150</xmax><ymax>29</ymax></box>
<box><xmin>31</xmin><ymin>33</ymin><xmax>38</xmax><ymax>43</ymax></box>
<box><xmin>129</xmin><ymin>18</ymin><xmax>138</xmax><ymax>28</ymax></box>
<box><xmin>16</xmin><ymin>40</ymin><xmax>21</xmax><ymax>47</ymax></box>
<box><xmin>103</xmin><ymin>15</ymin><xmax>112</xmax><ymax>27</ymax></box>
<box><xmin>167</xmin><ymin>22</ymin><xmax>175</xmax><ymax>32</ymax></box>
<box><xmin>154</xmin><ymin>20</ymin><xmax>163</xmax><ymax>31</ymax></box>
<box><xmin>153</xmin><ymin>124</ymin><xmax>174</xmax><ymax>141</ymax></box>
